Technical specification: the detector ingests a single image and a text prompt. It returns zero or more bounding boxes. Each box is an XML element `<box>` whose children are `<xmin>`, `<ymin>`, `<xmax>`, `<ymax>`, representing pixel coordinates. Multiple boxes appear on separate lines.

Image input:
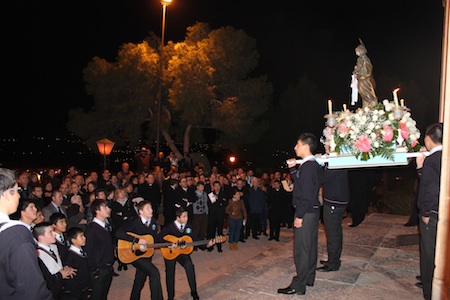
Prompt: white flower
<box><xmin>321</xmin><ymin>100</ymin><xmax>420</xmax><ymax>160</ymax></box>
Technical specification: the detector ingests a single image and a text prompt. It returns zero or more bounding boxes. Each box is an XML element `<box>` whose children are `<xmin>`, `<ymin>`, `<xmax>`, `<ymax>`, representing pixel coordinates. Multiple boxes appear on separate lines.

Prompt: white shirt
<box><xmin>37</xmin><ymin>242</ymin><xmax>62</xmax><ymax>275</ymax></box>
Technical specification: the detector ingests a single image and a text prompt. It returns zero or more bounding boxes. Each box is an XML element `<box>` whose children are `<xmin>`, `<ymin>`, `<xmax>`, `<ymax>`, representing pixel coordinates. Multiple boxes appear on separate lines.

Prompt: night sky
<box><xmin>1</xmin><ymin>0</ymin><xmax>445</xmax><ymax>138</ymax></box>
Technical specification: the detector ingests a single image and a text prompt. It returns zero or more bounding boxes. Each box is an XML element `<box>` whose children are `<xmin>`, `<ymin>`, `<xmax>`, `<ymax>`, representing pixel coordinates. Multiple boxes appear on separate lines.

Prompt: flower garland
<box><xmin>320</xmin><ymin>100</ymin><xmax>421</xmax><ymax>161</ymax></box>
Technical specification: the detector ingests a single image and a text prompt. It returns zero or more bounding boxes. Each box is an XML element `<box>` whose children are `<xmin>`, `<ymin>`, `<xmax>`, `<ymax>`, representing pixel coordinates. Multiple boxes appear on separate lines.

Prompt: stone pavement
<box><xmin>108</xmin><ymin>213</ymin><xmax>423</xmax><ymax>300</ymax></box>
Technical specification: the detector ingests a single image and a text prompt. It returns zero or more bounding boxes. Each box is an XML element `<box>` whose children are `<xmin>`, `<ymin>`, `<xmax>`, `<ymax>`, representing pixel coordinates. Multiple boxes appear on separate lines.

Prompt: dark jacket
<box><xmin>290</xmin><ymin>160</ymin><xmax>323</xmax><ymax>218</ymax></box>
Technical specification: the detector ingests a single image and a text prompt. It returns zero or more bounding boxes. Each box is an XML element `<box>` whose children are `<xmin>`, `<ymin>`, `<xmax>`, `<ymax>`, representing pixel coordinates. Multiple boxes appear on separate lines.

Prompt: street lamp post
<box><xmin>155</xmin><ymin>0</ymin><xmax>172</xmax><ymax>156</ymax></box>
<box><xmin>96</xmin><ymin>138</ymin><xmax>115</xmax><ymax>170</ymax></box>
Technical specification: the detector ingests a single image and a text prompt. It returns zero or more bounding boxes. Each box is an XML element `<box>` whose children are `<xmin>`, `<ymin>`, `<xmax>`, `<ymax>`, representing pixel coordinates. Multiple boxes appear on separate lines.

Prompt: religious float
<box><xmin>312</xmin><ymin>40</ymin><xmax>426</xmax><ymax>169</ymax></box>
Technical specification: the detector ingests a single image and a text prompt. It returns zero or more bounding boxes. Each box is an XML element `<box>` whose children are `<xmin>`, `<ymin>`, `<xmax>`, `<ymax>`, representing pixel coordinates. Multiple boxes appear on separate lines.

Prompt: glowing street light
<box><xmin>155</xmin><ymin>0</ymin><xmax>172</xmax><ymax>156</ymax></box>
<box><xmin>96</xmin><ymin>138</ymin><xmax>115</xmax><ymax>170</ymax></box>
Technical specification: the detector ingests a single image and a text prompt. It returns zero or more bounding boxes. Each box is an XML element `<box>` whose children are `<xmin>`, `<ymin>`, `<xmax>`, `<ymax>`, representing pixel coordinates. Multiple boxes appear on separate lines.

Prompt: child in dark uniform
<box><xmin>63</xmin><ymin>226</ymin><xmax>90</xmax><ymax>300</ymax></box>
<box><xmin>50</xmin><ymin>212</ymin><xmax>70</xmax><ymax>263</ymax></box>
<box><xmin>115</xmin><ymin>200</ymin><xmax>163</xmax><ymax>300</ymax></box>
<box><xmin>156</xmin><ymin>207</ymin><xmax>215</xmax><ymax>300</ymax></box>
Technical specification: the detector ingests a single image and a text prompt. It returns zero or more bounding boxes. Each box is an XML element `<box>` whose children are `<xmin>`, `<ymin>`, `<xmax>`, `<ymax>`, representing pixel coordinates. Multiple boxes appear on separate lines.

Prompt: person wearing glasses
<box><xmin>0</xmin><ymin>168</ymin><xmax>53</xmax><ymax>299</ymax></box>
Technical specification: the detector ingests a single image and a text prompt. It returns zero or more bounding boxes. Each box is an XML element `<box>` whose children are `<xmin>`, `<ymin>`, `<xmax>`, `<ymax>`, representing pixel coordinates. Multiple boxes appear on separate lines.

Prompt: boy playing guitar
<box><xmin>115</xmin><ymin>200</ymin><xmax>163</xmax><ymax>300</ymax></box>
<box><xmin>156</xmin><ymin>207</ymin><xmax>216</xmax><ymax>300</ymax></box>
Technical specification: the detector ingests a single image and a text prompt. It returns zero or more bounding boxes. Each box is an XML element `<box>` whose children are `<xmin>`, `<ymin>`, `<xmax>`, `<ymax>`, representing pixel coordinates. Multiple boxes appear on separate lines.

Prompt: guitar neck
<box><xmin>184</xmin><ymin>239</ymin><xmax>210</xmax><ymax>247</ymax></box>
<box><xmin>146</xmin><ymin>242</ymin><xmax>173</xmax><ymax>249</ymax></box>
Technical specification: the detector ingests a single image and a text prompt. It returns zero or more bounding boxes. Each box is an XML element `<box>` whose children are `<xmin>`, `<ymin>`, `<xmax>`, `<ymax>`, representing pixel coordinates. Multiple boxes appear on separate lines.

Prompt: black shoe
<box><xmin>306</xmin><ymin>282</ymin><xmax>314</xmax><ymax>287</ymax></box>
<box><xmin>415</xmin><ymin>282</ymin><xmax>423</xmax><ymax>288</ymax></box>
<box><xmin>117</xmin><ymin>265</ymin><xmax>122</xmax><ymax>271</ymax></box>
<box><xmin>275</xmin><ymin>238</ymin><xmax>279</xmax><ymax>241</ymax></box>
<box><xmin>191</xmin><ymin>291</ymin><xmax>199</xmax><ymax>300</ymax></box>
<box><xmin>319</xmin><ymin>260</ymin><xmax>329</xmax><ymax>265</ymax></box>
<box><xmin>218</xmin><ymin>248</ymin><xmax>223</xmax><ymax>253</ymax></box>
<box><xmin>112</xmin><ymin>271</ymin><xmax>120</xmax><ymax>277</ymax></box>
<box><xmin>416</xmin><ymin>275</ymin><xmax>422</xmax><ymax>281</ymax></box>
<box><xmin>123</xmin><ymin>264</ymin><xmax>128</xmax><ymax>271</ymax></box>
<box><xmin>207</xmin><ymin>247</ymin><xmax>213</xmax><ymax>252</ymax></box>
<box><xmin>316</xmin><ymin>265</ymin><xmax>339</xmax><ymax>272</ymax></box>
<box><xmin>268</xmin><ymin>237</ymin><xmax>273</xmax><ymax>241</ymax></box>
<box><xmin>263</xmin><ymin>232</ymin><xmax>268</xmax><ymax>236</ymax></box>
<box><xmin>348</xmin><ymin>223</ymin><xmax>359</xmax><ymax>227</ymax></box>
<box><xmin>277</xmin><ymin>287</ymin><xmax>305</xmax><ymax>295</ymax></box>
<box><xmin>239</xmin><ymin>239</ymin><xmax>246</xmax><ymax>243</ymax></box>
<box><xmin>253</xmin><ymin>236</ymin><xmax>259</xmax><ymax>240</ymax></box>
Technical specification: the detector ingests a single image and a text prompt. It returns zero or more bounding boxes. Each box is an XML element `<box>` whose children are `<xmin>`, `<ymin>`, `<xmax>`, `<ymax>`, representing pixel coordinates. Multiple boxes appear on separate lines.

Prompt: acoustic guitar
<box><xmin>118</xmin><ymin>232</ymin><xmax>172</xmax><ymax>264</ymax></box>
<box><xmin>160</xmin><ymin>235</ymin><xmax>227</xmax><ymax>260</ymax></box>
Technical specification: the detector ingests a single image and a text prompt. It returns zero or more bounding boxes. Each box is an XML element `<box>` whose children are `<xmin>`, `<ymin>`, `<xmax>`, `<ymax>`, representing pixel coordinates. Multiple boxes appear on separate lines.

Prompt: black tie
<box><xmin>49</xmin><ymin>248</ymin><xmax>57</xmax><ymax>261</ymax></box>
<box><xmin>57</xmin><ymin>206</ymin><xmax>62</xmax><ymax>214</ymax></box>
<box><xmin>180</xmin><ymin>225</ymin><xmax>184</xmax><ymax>231</ymax></box>
<box><xmin>80</xmin><ymin>249</ymin><xmax>86</xmax><ymax>258</ymax></box>
<box><xmin>145</xmin><ymin>220</ymin><xmax>149</xmax><ymax>227</ymax></box>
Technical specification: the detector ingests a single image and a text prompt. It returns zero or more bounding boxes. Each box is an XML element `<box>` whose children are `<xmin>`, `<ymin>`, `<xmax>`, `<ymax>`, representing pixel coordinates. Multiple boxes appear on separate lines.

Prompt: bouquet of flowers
<box><xmin>321</xmin><ymin>100</ymin><xmax>421</xmax><ymax>161</ymax></box>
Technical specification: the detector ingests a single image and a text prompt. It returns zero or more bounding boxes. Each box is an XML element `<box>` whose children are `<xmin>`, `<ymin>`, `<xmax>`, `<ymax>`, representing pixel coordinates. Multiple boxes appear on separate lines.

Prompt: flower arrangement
<box><xmin>321</xmin><ymin>99</ymin><xmax>421</xmax><ymax>161</ymax></box>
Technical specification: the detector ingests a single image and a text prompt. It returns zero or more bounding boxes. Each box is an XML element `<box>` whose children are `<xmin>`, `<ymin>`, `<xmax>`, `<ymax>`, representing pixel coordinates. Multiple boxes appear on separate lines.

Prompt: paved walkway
<box><xmin>108</xmin><ymin>213</ymin><xmax>422</xmax><ymax>300</ymax></box>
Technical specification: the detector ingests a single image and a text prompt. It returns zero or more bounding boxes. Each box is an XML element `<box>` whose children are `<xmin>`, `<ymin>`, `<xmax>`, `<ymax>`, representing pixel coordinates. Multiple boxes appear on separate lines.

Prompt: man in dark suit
<box><xmin>416</xmin><ymin>123</ymin><xmax>443</xmax><ymax>300</ymax></box>
<box><xmin>162</xmin><ymin>173</ymin><xmax>180</xmax><ymax>227</ymax></box>
<box><xmin>317</xmin><ymin>166</ymin><xmax>349</xmax><ymax>272</ymax></box>
<box><xmin>266</xmin><ymin>180</ymin><xmax>287</xmax><ymax>241</ymax></box>
<box><xmin>43</xmin><ymin>190</ymin><xmax>67</xmax><ymax>221</ymax></box>
<box><xmin>137</xmin><ymin>173</ymin><xmax>162</xmax><ymax>216</ymax></box>
<box><xmin>175</xmin><ymin>177</ymin><xmax>196</xmax><ymax>219</ymax></box>
<box><xmin>278</xmin><ymin>133</ymin><xmax>323</xmax><ymax>296</ymax></box>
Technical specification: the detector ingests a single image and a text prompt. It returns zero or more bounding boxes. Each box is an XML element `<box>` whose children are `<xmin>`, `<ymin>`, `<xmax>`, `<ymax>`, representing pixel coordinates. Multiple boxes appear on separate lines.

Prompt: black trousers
<box><xmin>191</xmin><ymin>213</ymin><xmax>208</xmax><ymax>240</ymax></box>
<box><xmin>290</xmin><ymin>212</ymin><xmax>319</xmax><ymax>293</ymax></box>
<box><xmin>268</xmin><ymin>214</ymin><xmax>281</xmax><ymax>240</ymax></box>
<box><xmin>322</xmin><ymin>202</ymin><xmax>347</xmax><ymax>269</ymax></box>
<box><xmin>419</xmin><ymin>216</ymin><xmax>437</xmax><ymax>300</ymax></box>
<box><xmin>206</xmin><ymin>211</ymin><xmax>225</xmax><ymax>250</ymax></box>
<box><xmin>131</xmin><ymin>257</ymin><xmax>163</xmax><ymax>300</ymax></box>
<box><xmin>246</xmin><ymin>213</ymin><xmax>261</xmax><ymax>238</ymax></box>
<box><xmin>164</xmin><ymin>255</ymin><xmax>196</xmax><ymax>300</ymax></box>
<box><xmin>90</xmin><ymin>267</ymin><xmax>113</xmax><ymax>300</ymax></box>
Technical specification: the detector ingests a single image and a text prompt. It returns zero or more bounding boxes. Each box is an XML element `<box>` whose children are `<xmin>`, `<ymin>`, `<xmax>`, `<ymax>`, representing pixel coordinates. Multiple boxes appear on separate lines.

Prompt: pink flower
<box><xmin>354</xmin><ymin>135</ymin><xmax>371</xmax><ymax>152</ymax></box>
<box><xmin>382</xmin><ymin>125</ymin><xmax>394</xmax><ymax>142</ymax></box>
<box><xmin>399</xmin><ymin>122</ymin><xmax>409</xmax><ymax>139</ymax></box>
<box><xmin>411</xmin><ymin>140</ymin><xmax>418</xmax><ymax>148</ymax></box>
<box><xmin>337</xmin><ymin>122</ymin><xmax>350</xmax><ymax>134</ymax></box>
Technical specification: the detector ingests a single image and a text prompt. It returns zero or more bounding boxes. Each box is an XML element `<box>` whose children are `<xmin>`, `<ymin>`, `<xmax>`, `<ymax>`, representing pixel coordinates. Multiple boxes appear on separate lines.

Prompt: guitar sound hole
<box><xmin>135</xmin><ymin>250</ymin><xmax>144</xmax><ymax>256</ymax></box>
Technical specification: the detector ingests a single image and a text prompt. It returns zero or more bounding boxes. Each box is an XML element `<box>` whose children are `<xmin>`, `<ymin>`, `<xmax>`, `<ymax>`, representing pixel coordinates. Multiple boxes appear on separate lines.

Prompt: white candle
<box><xmin>393</xmin><ymin>88</ymin><xmax>400</xmax><ymax>107</ymax></box>
<box><xmin>328</xmin><ymin>99</ymin><xmax>333</xmax><ymax>115</ymax></box>
<box><xmin>400</xmin><ymin>99</ymin><xmax>405</xmax><ymax>107</ymax></box>
<box><xmin>343</xmin><ymin>104</ymin><xmax>347</xmax><ymax>111</ymax></box>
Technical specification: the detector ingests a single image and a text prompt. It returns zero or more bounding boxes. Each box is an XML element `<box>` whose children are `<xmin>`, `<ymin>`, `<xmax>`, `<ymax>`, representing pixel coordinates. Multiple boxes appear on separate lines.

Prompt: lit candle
<box><xmin>393</xmin><ymin>88</ymin><xmax>400</xmax><ymax>107</ymax></box>
<box><xmin>400</xmin><ymin>98</ymin><xmax>405</xmax><ymax>107</ymax></box>
<box><xmin>343</xmin><ymin>104</ymin><xmax>347</xmax><ymax>111</ymax></box>
<box><xmin>328</xmin><ymin>99</ymin><xmax>333</xmax><ymax>115</ymax></box>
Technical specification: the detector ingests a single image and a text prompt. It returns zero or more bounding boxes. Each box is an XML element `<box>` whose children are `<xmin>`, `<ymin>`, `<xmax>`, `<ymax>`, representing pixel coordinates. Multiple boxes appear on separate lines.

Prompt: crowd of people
<box><xmin>0</xmin><ymin>123</ymin><xmax>442</xmax><ymax>300</ymax></box>
<box><xmin>0</xmin><ymin>148</ymin><xmax>300</xmax><ymax>300</ymax></box>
